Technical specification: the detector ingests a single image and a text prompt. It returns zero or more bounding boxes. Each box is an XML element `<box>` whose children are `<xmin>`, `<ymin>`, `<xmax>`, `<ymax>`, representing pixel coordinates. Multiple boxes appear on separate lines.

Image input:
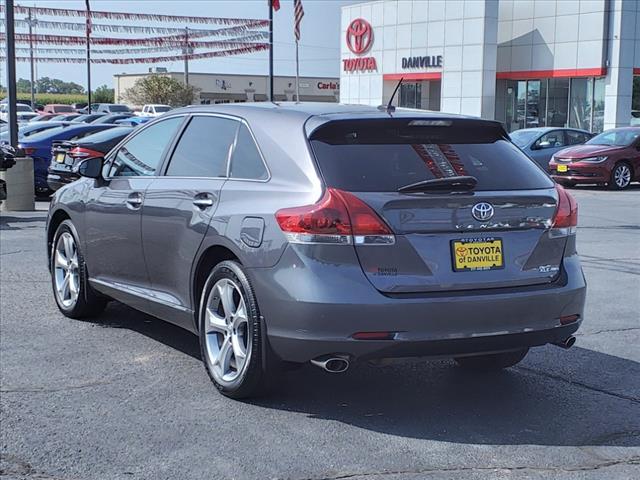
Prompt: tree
<box><xmin>35</xmin><ymin>77</ymin><xmax>85</xmax><ymax>95</ymax></box>
<box><xmin>16</xmin><ymin>78</ymin><xmax>32</xmax><ymax>93</ymax></box>
<box><xmin>123</xmin><ymin>75</ymin><xmax>199</xmax><ymax>107</ymax></box>
<box><xmin>93</xmin><ymin>84</ymin><xmax>114</xmax><ymax>103</ymax></box>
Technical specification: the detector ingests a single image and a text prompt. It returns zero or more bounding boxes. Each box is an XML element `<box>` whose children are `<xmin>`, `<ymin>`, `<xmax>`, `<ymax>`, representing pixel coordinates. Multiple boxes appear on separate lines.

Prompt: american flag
<box><xmin>294</xmin><ymin>0</ymin><xmax>304</xmax><ymax>41</ymax></box>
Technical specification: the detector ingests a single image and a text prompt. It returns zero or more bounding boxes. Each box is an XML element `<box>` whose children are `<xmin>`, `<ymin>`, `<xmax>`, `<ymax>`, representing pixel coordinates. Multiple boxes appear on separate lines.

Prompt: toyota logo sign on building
<box><xmin>346</xmin><ymin>18</ymin><xmax>373</xmax><ymax>54</ymax></box>
<box><xmin>343</xmin><ymin>18</ymin><xmax>377</xmax><ymax>72</ymax></box>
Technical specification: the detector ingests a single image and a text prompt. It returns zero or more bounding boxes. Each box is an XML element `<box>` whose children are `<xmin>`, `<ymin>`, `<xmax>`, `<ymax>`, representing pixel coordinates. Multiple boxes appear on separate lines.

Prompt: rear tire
<box><xmin>199</xmin><ymin>260</ymin><xmax>276</xmax><ymax>399</ymax></box>
<box><xmin>51</xmin><ymin>220</ymin><xmax>107</xmax><ymax>319</ymax></box>
<box><xmin>609</xmin><ymin>162</ymin><xmax>632</xmax><ymax>190</ymax></box>
<box><xmin>455</xmin><ymin>348</ymin><xmax>528</xmax><ymax>371</ymax></box>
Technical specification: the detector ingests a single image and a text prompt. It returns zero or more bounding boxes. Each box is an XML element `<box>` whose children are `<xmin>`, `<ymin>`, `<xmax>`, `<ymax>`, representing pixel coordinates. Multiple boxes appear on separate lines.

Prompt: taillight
<box><xmin>70</xmin><ymin>147</ymin><xmax>102</xmax><ymax>159</ymax></box>
<box><xmin>275</xmin><ymin>188</ymin><xmax>394</xmax><ymax>245</ymax></box>
<box><xmin>552</xmin><ymin>184</ymin><xmax>578</xmax><ymax>235</ymax></box>
<box><xmin>22</xmin><ymin>147</ymin><xmax>36</xmax><ymax>156</ymax></box>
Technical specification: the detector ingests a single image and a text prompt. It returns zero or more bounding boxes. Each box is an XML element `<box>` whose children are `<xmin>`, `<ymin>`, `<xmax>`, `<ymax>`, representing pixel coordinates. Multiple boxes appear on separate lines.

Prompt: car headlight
<box><xmin>580</xmin><ymin>156</ymin><xmax>608</xmax><ymax>163</ymax></box>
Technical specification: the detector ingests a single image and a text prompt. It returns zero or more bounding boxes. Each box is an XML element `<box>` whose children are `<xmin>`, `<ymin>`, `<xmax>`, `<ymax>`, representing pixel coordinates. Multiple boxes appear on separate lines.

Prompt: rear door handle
<box><xmin>126</xmin><ymin>192</ymin><xmax>143</xmax><ymax>209</ymax></box>
<box><xmin>193</xmin><ymin>193</ymin><xmax>215</xmax><ymax>209</ymax></box>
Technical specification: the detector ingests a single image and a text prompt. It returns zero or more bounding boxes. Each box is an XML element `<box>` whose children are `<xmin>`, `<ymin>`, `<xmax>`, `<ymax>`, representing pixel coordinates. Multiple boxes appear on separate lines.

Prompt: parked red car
<box><xmin>549</xmin><ymin>127</ymin><xmax>640</xmax><ymax>189</ymax></box>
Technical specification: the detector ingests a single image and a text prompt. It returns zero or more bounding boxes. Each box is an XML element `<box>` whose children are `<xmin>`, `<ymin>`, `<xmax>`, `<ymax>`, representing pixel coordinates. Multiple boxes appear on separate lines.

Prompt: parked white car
<box><xmin>0</xmin><ymin>103</ymin><xmax>39</xmax><ymax>123</ymax></box>
<box><xmin>139</xmin><ymin>104</ymin><xmax>172</xmax><ymax>117</ymax></box>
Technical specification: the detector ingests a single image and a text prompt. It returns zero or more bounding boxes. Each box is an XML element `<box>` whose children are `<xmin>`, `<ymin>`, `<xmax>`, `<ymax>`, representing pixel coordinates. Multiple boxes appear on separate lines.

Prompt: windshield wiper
<box><xmin>398</xmin><ymin>176</ymin><xmax>478</xmax><ymax>193</ymax></box>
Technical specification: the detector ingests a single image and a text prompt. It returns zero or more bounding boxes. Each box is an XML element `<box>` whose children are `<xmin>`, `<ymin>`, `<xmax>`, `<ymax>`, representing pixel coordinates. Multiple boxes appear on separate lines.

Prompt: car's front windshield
<box><xmin>587</xmin><ymin>129</ymin><xmax>640</xmax><ymax>147</ymax></box>
<box><xmin>509</xmin><ymin>130</ymin><xmax>540</xmax><ymax>148</ymax></box>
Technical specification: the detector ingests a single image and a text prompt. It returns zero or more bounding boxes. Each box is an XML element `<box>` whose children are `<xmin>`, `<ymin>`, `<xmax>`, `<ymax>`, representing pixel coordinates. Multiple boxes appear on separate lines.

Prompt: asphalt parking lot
<box><xmin>1</xmin><ymin>187</ymin><xmax>639</xmax><ymax>480</ymax></box>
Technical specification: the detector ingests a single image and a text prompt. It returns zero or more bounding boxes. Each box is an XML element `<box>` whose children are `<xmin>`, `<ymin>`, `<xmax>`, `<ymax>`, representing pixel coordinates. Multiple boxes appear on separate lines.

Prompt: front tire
<box><xmin>609</xmin><ymin>162</ymin><xmax>632</xmax><ymax>190</ymax></box>
<box><xmin>455</xmin><ymin>348</ymin><xmax>528</xmax><ymax>371</ymax></box>
<box><xmin>51</xmin><ymin>220</ymin><xmax>107</xmax><ymax>319</ymax></box>
<box><xmin>199</xmin><ymin>260</ymin><xmax>273</xmax><ymax>398</ymax></box>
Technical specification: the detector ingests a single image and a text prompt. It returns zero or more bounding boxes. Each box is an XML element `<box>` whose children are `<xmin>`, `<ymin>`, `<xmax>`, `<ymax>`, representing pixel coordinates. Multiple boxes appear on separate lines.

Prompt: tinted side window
<box><xmin>536</xmin><ymin>131</ymin><xmax>565</xmax><ymax>149</ymax></box>
<box><xmin>108</xmin><ymin>116</ymin><xmax>183</xmax><ymax>177</ymax></box>
<box><xmin>566</xmin><ymin>130</ymin><xmax>589</xmax><ymax>145</ymax></box>
<box><xmin>166</xmin><ymin>116</ymin><xmax>238</xmax><ymax>177</ymax></box>
<box><xmin>230</xmin><ymin>124</ymin><xmax>268</xmax><ymax>180</ymax></box>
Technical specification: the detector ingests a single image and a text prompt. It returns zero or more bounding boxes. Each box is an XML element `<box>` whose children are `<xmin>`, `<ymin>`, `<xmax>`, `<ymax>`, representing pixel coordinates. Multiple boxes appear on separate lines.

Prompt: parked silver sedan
<box><xmin>510</xmin><ymin>127</ymin><xmax>593</xmax><ymax>168</ymax></box>
<box><xmin>46</xmin><ymin>103</ymin><xmax>586</xmax><ymax>398</ymax></box>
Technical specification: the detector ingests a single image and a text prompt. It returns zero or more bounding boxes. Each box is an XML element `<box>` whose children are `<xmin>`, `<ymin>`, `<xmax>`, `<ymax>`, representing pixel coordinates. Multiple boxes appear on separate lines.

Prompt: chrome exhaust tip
<box><xmin>310</xmin><ymin>355</ymin><xmax>350</xmax><ymax>373</ymax></box>
<box><xmin>553</xmin><ymin>335</ymin><xmax>576</xmax><ymax>349</ymax></box>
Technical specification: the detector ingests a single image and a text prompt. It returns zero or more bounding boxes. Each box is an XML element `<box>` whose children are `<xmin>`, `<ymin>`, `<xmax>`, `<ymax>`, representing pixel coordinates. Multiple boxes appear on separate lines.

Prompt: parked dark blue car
<box><xmin>19</xmin><ymin>123</ymin><xmax>117</xmax><ymax>196</ymax></box>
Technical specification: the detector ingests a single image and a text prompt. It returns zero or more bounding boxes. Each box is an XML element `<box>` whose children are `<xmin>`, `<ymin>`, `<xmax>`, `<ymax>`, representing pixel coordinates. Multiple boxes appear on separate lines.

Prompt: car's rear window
<box><xmin>79</xmin><ymin>126</ymin><xmax>132</xmax><ymax>144</ymax></box>
<box><xmin>309</xmin><ymin>119</ymin><xmax>554</xmax><ymax>192</ymax></box>
<box><xmin>109</xmin><ymin>105</ymin><xmax>131</xmax><ymax>112</ymax></box>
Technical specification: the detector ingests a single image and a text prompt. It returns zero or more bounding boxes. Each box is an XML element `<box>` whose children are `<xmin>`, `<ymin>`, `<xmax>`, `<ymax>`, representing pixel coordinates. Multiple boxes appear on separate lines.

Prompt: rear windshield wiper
<box><xmin>398</xmin><ymin>176</ymin><xmax>478</xmax><ymax>193</ymax></box>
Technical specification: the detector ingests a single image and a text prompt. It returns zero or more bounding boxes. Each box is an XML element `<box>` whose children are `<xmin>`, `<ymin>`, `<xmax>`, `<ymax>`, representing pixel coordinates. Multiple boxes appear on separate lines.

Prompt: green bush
<box><xmin>16</xmin><ymin>93</ymin><xmax>88</xmax><ymax>106</ymax></box>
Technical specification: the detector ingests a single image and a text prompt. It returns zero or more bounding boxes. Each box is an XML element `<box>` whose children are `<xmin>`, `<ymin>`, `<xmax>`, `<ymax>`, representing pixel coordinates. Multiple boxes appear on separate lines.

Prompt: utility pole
<box><xmin>26</xmin><ymin>7</ymin><xmax>37</xmax><ymax>109</ymax></box>
<box><xmin>183</xmin><ymin>27</ymin><xmax>190</xmax><ymax>86</ymax></box>
<box><xmin>85</xmin><ymin>0</ymin><xmax>92</xmax><ymax>111</ymax></box>
<box><xmin>5</xmin><ymin>0</ymin><xmax>18</xmax><ymax>148</ymax></box>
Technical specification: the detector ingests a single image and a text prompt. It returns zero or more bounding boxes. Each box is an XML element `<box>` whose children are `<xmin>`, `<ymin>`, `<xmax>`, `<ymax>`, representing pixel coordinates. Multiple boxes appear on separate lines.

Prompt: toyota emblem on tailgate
<box><xmin>471</xmin><ymin>202</ymin><xmax>494</xmax><ymax>221</ymax></box>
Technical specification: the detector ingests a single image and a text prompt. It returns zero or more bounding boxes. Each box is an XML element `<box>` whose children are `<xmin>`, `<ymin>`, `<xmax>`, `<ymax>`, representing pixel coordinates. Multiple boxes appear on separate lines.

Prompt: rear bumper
<box><xmin>248</xmin><ymin>247</ymin><xmax>587</xmax><ymax>363</ymax></box>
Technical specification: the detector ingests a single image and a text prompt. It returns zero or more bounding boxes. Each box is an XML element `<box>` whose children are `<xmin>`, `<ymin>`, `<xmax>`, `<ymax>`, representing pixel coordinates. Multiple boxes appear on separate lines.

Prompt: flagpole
<box><xmin>268</xmin><ymin>3</ymin><xmax>274</xmax><ymax>102</ymax></box>
<box><xmin>295</xmin><ymin>40</ymin><xmax>299</xmax><ymax>103</ymax></box>
<box><xmin>85</xmin><ymin>0</ymin><xmax>91</xmax><ymax>110</ymax></box>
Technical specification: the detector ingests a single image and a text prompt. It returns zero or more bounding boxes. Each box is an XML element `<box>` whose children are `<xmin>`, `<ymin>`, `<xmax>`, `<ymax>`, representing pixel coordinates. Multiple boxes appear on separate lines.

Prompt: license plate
<box><xmin>55</xmin><ymin>153</ymin><xmax>66</xmax><ymax>163</ymax></box>
<box><xmin>556</xmin><ymin>164</ymin><xmax>568</xmax><ymax>172</ymax></box>
<box><xmin>452</xmin><ymin>238</ymin><xmax>504</xmax><ymax>272</ymax></box>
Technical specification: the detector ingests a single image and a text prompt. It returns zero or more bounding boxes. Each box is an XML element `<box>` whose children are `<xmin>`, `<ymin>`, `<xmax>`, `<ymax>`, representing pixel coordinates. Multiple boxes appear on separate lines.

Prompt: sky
<box><xmin>3</xmin><ymin>0</ymin><xmax>355</xmax><ymax>89</ymax></box>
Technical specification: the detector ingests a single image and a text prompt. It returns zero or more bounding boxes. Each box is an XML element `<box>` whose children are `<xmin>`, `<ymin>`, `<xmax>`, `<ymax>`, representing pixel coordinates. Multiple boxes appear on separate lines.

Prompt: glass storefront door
<box><xmin>399</xmin><ymin>82</ymin><xmax>422</xmax><ymax>109</ymax></box>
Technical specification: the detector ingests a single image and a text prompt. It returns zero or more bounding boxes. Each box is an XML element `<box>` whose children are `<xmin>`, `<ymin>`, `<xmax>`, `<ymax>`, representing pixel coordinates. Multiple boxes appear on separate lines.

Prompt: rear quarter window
<box><xmin>309</xmin><ymin>119</ymin><xmax>554</xmax><ymax>192</ymax></box>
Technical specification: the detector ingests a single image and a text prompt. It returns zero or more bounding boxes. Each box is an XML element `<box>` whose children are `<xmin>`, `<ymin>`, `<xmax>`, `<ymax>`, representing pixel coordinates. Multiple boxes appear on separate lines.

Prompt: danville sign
<box><xmin>401</xmin><ymin>55</ymin><xmax>443</xmax><ymax>69</ymax></box>
<box><xmin>343</xmin><ymin>18</ymin><xmax>377</xmax><ymax>72</ymax></box>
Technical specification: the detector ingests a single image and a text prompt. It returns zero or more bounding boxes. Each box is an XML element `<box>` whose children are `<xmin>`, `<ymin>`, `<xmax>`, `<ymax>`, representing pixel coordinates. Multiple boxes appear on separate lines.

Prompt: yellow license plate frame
<box><xmin>55</xmin><ymin>153</ymin><xmax>66</xmax><ymax>163</ymax></box>
<box><xmin>452</xmin><ymin>238</ymin><xmax>504</xmax><ymax>272</ymax></box>
<box><xmin>556</xmin><ymin>164</ymin><xmax>568</xmax><ymax>172</ymax></box>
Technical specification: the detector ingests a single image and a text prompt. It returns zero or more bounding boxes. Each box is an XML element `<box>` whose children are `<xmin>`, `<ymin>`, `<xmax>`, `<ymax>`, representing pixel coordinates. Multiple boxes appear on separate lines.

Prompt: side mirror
<box><xmin>75</xmin><ymin>156</ymin><xmax>104</xmax><ymax>179</ymax></box>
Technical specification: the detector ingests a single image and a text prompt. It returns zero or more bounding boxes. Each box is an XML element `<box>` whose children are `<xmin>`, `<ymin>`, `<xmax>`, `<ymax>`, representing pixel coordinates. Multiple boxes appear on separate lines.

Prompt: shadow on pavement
<box><xmin>92</xmin><ymin>301</ymin><xmax>640</xmax><ymax>449</ymax></box>
<box><xmin>0</xmin><ymin>215</ymin><xmax>46</xmax><ymax>231</ymax></box>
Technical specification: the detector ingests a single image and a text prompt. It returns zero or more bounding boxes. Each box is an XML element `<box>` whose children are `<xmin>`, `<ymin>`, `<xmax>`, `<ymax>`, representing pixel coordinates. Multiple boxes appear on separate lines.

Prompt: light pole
<box><xmin>25</xmin><ymin>7</ymin><xmax>38</xmax><ymax>109</ymax></box>
<box><xmin>4</xmin><ymin>0</ymin><xmax>18</xmax><ymax>148</ymax></box>
<box><xmin>85</xmin><ymin>0</ymin><xmax>92</xmax><ymax>110</ymax></box>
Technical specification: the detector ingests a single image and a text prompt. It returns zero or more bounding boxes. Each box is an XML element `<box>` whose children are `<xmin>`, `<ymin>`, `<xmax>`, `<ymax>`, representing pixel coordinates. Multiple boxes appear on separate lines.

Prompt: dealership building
<box><xmin>114</xmin><ymin>71</ymin><xmax>339</xmax><ymax>104</ymax></box>
<box><xmin>340</xmin><ymin>0</ymin><xmax>640</xmax><ymax>132</ymax></box>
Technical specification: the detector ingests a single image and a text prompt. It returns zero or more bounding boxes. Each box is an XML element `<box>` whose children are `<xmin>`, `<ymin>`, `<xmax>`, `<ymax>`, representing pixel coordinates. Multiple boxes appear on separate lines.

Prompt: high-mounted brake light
<box><xmin>551</xmin><ymin>184</ymin><xmax>578</xmax><ymax>235</ymax></box>
<box><xmin>275</xmin><ymin>188</ymin><xmax>395</xmax><ymax>245</ymax></box>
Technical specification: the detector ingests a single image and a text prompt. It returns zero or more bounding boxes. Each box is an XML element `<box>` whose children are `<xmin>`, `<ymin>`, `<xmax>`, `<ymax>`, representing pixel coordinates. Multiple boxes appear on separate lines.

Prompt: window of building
<box><xmin>399</xmin><ymin>83</ymin><xmax>422</xmax><ymax>109</ymax></box>
<box><xmin>165</xmin><ymin>115</ymin><xmax>238</xmax><ymax>177</ymax></box>
<box><xmin>230</xmin><ymin>124</ymin><xmax>268</xmax><ymax>180</ymax></box>
<box><xmin>108</xmin><ymin>117</ymin><xmax>183</xmax><ymax>177</ymax></box>
<box><xmin>546</xmin><ymin>78</ymin><xmax>569</xmax><ymax>128</ymax></box>
<box><xmin>569</xmin><ymin>78</ymin><xmax>593</xmax><ymax>131</ymax></box>
<box><xmin>502</xmin><ymin>77</ymin><xmax>605</xmax><ymax>134</ymax></box>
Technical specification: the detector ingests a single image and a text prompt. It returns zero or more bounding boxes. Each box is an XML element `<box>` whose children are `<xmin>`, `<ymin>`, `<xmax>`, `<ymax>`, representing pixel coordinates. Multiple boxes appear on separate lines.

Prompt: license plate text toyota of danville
<box><xmin>452</xmin><ymin>238</ymin><xmax>504</xmax><ymax>272</ymax></box>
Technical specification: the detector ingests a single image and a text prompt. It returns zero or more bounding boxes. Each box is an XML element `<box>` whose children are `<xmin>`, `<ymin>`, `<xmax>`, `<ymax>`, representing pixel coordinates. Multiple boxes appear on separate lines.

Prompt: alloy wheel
<box><xmin>614</xmin><ymin>164</ymin><xmax>631</xmax><ymax>188</ymax></box>
<box><xmin>204</xmin><ymin>278</ymin><xmax>251</xmax><ymax>385</ymax></box>
<box><xmin>53</xmin><ymin>232</ymin><xmax>80</xmax><ymax>308</ymax></box>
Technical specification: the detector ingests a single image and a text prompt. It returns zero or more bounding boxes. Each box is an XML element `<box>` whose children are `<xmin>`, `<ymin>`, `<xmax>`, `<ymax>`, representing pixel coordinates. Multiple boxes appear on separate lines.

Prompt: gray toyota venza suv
<box><xmin>46</xmin><ymin>103</ymin><xmax>586</xmax><ymax>398</ymax></box>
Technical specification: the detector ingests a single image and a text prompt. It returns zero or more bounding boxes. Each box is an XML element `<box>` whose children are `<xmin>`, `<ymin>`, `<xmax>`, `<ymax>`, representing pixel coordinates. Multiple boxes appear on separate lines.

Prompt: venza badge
<box><xmin>471</xmin><ymin>202</ymin><xmax>495</xmax><ymax>222</ymax></box>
